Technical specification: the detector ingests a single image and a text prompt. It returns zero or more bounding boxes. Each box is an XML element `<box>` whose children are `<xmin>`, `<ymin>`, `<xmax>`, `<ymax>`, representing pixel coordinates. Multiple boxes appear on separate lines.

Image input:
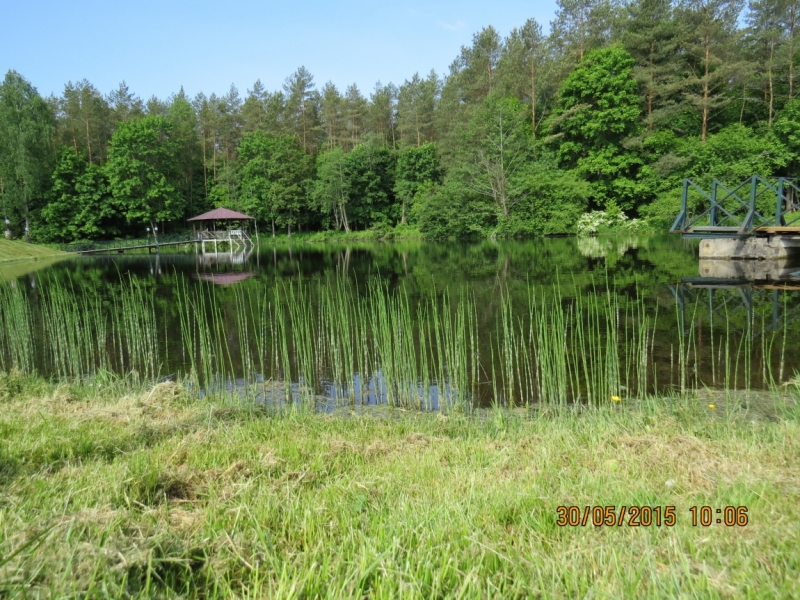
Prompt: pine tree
<box><xmin>344</xmin><ymin>84</ymin><xmax>367</xmax><ymax>147</ymax></box>
<box><xmin>283</xmin><ymin>67</ymin><xmax>317</xmax><ymax>152</ymax></box>
<box><xmin>369</xmin><ymin>83</ymin><xmax>398</xmax><ymax>148</ymax></box>
<box><xmin>551</xmin><ymin>0</ymin><xmax>615</xmax><ymax>64</ymax></box>
<box><xmin>679</xmin><ymin>0</ymin><xmax>746</xmax><ymax>141</ymax></box>
<box><xmin>499</xmin><ymin>18</ymin><xmax>553</xmax><ymax>138</ymax></box>
<box><xmin>319</xmin><ymin>82</ymin><xmax>343</xmax><ymax>150</ymax></box>
<box><xmin>242</xmin><ymin>80</ymin><xmax>269</xmax><ymax>133</ymax></box>
<box><xmin>56</xmin><ymin>79</ymin><xmax>112</xmax><ymax>163</ymax></box>
<box><xmin>623</xmin><ymin>0</ymin><xmax>687</xmax><ymax>130</ymax></box>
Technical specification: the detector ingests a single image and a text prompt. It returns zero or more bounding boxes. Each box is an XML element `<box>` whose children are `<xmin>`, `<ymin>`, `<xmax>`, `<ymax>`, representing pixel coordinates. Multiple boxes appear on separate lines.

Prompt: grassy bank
<box><xmin>1</xmin><ymin>374</ymin><xmax>798</xmax><ymax>597</ymax></box>
<box><xmin>0</xmin><ymin>239</ymin><xmax>69</xmax><ymax>264</ymax></box>
<box><xmin>257</xmin><ymin>225</ymin><xmax>424</xmax><ymax>245</ymax></box>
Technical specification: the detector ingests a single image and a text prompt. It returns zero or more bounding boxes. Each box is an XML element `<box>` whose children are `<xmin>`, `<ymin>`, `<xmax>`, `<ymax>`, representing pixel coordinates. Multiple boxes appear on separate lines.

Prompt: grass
<box><xmin>0</xmin><ymin>240</ymin><xmax>69</xmax><ymax>264</ymax></box>
<box><xmin>0</xmin><ymin>373</ymin><xmax>798</xmax><ymax>597</ymax></box>
<box><xmin>256</xmin><ymin>224</ymin><xmax>424</xmax><ymax>245</ymax></box>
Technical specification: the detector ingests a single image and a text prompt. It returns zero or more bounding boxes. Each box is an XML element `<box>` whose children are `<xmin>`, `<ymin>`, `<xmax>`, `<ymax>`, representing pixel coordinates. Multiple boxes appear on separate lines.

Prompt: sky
<box><xmin>2</xmin><ymin>0</ymin><xmax>559</xmax><ymax>102</ymax></box>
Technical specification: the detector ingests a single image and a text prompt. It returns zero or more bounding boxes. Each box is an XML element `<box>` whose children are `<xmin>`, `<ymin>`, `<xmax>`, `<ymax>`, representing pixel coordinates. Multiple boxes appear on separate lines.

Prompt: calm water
<box><xmin>3</xmin><ymin>235</ymin><xmax>800</xmax><ymax>406</ymax></box>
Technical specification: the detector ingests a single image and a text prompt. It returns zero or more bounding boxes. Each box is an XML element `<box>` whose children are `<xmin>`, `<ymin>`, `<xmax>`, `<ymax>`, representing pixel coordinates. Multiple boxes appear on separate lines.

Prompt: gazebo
<box><xmin>187</xmin><ymin>208</ymin><xmax>257</xmax><ymax>254</ymax></box>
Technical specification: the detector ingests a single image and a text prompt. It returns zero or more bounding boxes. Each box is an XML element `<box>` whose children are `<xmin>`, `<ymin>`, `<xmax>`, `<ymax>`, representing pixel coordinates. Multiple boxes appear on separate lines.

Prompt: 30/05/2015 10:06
<box><xmin>555</xmin><ymin>506</ymin><xmax>750</xmax><ymax>527</ymax></box>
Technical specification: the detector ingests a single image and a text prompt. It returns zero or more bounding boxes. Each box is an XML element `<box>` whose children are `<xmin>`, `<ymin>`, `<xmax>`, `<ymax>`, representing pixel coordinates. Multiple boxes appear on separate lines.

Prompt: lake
<box><xmin>2</xmin><ymin>235</ymin><xmax>799</xmax><ymax>409</ymax></box>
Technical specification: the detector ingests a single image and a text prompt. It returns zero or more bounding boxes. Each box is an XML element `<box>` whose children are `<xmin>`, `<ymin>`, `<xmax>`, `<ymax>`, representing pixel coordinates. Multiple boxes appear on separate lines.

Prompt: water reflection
<box><xmin>4</xmin><ymin>236</ymin><xmax>800</xmax><ymax>406</ymax></box>
<box><xmin>668</xmin><ymin>255</ymin><xmax>800</xmax><ymax>390</ymax></box>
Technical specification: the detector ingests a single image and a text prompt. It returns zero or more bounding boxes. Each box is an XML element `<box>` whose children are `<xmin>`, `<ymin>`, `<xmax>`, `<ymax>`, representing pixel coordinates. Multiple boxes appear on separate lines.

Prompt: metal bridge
<box><xmin>670</xmin><ymin>176</ymin><xmax>800</xmax><ymax>238</ymax></box>
<box><xmin>61</xmin><ymin>232</ymin><xmax>196</xmax><ymax>255</ymax></box>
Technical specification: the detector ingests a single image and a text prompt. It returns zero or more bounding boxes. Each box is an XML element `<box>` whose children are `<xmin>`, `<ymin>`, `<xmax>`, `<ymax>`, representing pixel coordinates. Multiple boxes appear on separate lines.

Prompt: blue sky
<box><xmin>3</xmin><ymin>0</ymin><xmax>559</xmax><ymax>101</ymax></box>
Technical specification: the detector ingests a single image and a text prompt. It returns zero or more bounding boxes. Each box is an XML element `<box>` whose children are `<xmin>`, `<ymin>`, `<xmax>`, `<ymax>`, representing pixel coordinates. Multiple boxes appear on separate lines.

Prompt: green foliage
<box><xmin>550</xmin><ymin>46</ymin><xmax>642</xmax><ymax>210</ymax></box>
<box><xmin>394</xmin><ymin>143</ymin><xmax>443</xmax><ymax>224</ymax></box>
<box><xmin>39</xmin><ymin>149</ymin><xmax>117</xmax><ymax>242</ymax></box>
<box><xmin>340</xmin><ymin>139</ymin><xmax>397</xmax><ymax>229</ymax></box>
<box><xmin>772</xmin><ymin>100</ymin><xmax>800</xmax><ymax>172</ymax></box>
<box><xmin>510</xmin><ymin>157</ymin><xmax>593</xmax><ymax>235</ymax></box>
<box><xmin>415</xmin><ymin>178</ymin><xmax>496</xmax><ymax>239</ymax></box>
<box><xmin>105</xmin><ymin>116</ymin><xmax>184</xmax><ymax>230</ymax></box>
<box><xmin>0</xmin><ymin>70</ymin><xmax>55</xmax><ymax>239</ymax></box>
<box><xmin>312</xmin><ymin>147</ymin><xmax>350</xmax><ymax>231</ymax></box>
<box><xmin>238</xmin><ymin>131</ymin><xmax>313</xmax><ymax>229</ymax></box>
<box><xmin>167</xmin><ymin>95</ymin><xmax>203</xmax><ymax>214</ymax></box>
<box><xmin>639</xmin><ymin>124</ymin><xmax>789</xmax><ymax>227</ymax></box>
<box><xmin>458</xmin><ymin>96</ymin><xmax>533</xmax><ymax>223</ymax></box>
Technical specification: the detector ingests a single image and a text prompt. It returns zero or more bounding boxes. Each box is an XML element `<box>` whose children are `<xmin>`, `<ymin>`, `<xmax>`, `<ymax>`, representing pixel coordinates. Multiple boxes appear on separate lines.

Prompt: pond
<box><xmin>1</xmin><ymin>235</ymin><xmax>799</xmax><ymax>409</ymax></box>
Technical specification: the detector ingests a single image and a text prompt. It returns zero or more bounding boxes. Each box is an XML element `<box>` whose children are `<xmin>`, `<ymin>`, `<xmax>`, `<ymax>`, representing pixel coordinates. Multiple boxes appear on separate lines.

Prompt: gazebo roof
<box><xmin>187</xmin><ymin>208</ymin><xmax>255</xmax><ymax>222</ymax></box>
<box><xmin>195</xmin><ymin>272</ymin><xmax>258</xmax><ymax>285</ymax></box>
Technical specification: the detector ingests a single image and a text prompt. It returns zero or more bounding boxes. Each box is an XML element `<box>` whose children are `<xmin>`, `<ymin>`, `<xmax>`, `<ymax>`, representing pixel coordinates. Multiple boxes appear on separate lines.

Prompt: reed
<box><xmin>0</xmin><ymin>273</ymin><xmax>791</xmax><ymax>408</ymax></box>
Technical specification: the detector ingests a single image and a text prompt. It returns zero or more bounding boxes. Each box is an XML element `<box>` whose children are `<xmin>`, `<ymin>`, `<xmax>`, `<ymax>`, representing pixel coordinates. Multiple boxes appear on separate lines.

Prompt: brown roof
<box><xmin>187</xmin><ymin>208</ymin><xmax>254</xmax><ymax>221</ymax></box>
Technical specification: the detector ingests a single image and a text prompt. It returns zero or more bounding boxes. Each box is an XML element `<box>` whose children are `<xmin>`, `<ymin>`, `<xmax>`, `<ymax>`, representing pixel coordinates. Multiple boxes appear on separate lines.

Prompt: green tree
<box><xmin>108</xmin><ymin>81</ymin><xmax>144</xmax><ymax>125</ymax></box>
<box><xmin>283</xmin><ymin>67</ymin><xmax>317</xmax><ymax>153</ymax></box>
<box><xmin>369</xmin><ymin>83</ymin><xmax>398</xmax><ymax>148</ymax></box>
<box><xmin>344</xmin><ymin>84</ymin><xmax>368</xmax><ymax>147</ymax></box>
<box><xmin>241</xmin><ymin>80</ymin><xmax>269</xmax><ymax>133</ymax></box>
<box><xmin>414</xmin><ymin>178</ymin><xmax>495</xmax><ymax>239</ymax></box>
<box><xmin>551</xmin><ymin>0</ymin><xmax>615</xmax><ymax>63</ymax></box>
<box><xmin>320</xmin><ymin>82</ymin><xmax>344</xmax><ymax>150</ymax></box>
<box><xmin>168</xmin><ymin>92</ymin><xmax>203</xmax><ymax>215</ymax></box>
<box><xmin>622</xmin><ymin>0</ymin><xmax>686</xmax><ymax>130</ymax></box>
<box><xmin>512</xmin><ymin>155</ymin><xmax>592</xmax><ymax>235</ymax></box>
<box><xmin>549</xmin><ymin>46</ymin><xmax>642</xmax><ymax>209</ymax></box>
<box><xmin>679</xmin><ymin>0</ymin><xmax>746</xmax><ymax>141</ymax></box>
<box><xmin>55</xmin><ymin>79</ymin><xmax>112</xmax><ymax>164</ymax></box>
<box><xmin>342</xmin><ymin>139</ymin><xmax>397</xmax><ymax>228</ymax></box>
<box><xmin>394</xmin><ymin>143</ymin><xmax>443</xmax><ymax>224</ymax></box>
<box><xmin>746</xmin><ymin>0</ymin><xmax>785</xmax><ymax>125</ymax></box>
<box><xmin>312</xmin><ymin>147</ymin><xmax>351</xmax><ymax>231</ymax></box>
<box><xmin>499</xmin><ymin>18</ymin><xmax>554</xmax><ymax>138</ymax></box>
<box><xmin>105</xmin><ymin>115</ymin><xmax>183</xmax><ymax>236</ymax></box>
<box><xmin>238</xmin><ymin>132</ymin><xmax>313</xmax><ymax>235</ymax></box>
<box><xmin>40</xmin><ymin>148</ymin><xmax>117</xmax><ymax>241</ymax></box>
<box><xmin>0</xmin><ymin>70</ymin><xmax>55</xmax><ymax>240</ymax></box>
<box><xmin>459</xmin><ymin>96</ymin><xmax>532</xmax><ymax>223</ymax></box>
<box><xmin>397</xmin><ymin>73</ymin><xmax>438</xmax><ymax>147</ymax></box>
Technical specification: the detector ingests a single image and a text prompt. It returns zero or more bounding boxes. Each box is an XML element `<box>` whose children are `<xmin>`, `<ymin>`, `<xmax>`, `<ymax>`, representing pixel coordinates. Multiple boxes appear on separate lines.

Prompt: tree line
<box><xmin>4</xmin><ymin>0</ymin><xmax>800</xmax><ymax>242</ymax></box>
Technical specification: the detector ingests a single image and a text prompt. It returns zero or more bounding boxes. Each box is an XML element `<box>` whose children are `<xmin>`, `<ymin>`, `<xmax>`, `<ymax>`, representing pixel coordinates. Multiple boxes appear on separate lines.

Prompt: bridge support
<box><xmin>699</xmin><ymin>236</ymin><xmax>800</xmax><ymax>260</ymax></box>
<box><xmin>698</xmin><ymin>258</ymin><xmax>800</xmax><ymax>279</ymax></box>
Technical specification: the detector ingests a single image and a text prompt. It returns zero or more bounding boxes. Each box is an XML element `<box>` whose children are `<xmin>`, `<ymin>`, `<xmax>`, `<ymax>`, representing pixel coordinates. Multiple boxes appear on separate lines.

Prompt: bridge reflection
<box><xmin>671</xmin><ymin>258</ymin><xmax>800</xmax><ymax>336</ymax></box>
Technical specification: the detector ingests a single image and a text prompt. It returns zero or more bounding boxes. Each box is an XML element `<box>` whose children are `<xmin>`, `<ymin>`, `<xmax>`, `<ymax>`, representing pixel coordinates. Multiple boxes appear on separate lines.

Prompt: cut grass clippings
<box><xmin>1</xmin><ymin>375</ymin><xmax>798</xmax><ymax>598</ymax></box>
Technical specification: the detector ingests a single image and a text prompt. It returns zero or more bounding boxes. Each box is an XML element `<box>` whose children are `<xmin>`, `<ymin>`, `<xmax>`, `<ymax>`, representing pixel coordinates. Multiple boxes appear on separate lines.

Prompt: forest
<box><xmin>3</xmin><ymin>0</ymin><xmax>800</xmax><ymax>242</ymax></box>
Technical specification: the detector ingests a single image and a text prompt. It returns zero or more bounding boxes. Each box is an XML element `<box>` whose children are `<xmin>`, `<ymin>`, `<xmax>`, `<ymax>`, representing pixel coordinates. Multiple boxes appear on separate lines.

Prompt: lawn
<box><xmin>0</xmin><ymin>239</ymin><xmax>69</xmax><ymax>264</ymax></box>
<box><xmin>1</xmin><ymin>373</ymin><xmax>798</xmax><ymax>598</ymax></box>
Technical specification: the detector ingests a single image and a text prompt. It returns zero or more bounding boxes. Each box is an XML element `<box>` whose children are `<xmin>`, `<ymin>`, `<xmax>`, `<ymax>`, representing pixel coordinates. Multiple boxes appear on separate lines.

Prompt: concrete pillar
<box><xmin>699</xmin><ymin>236</ymin><xmax>800</xmax><ymax>260</ymax></box>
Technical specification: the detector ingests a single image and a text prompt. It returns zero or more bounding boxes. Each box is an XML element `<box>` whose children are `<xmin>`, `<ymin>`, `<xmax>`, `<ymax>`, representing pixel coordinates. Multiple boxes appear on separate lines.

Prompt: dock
<box><xmin>61</xmin><ymin>233</ymin><xmax>196</xmax><ymax>255</ymax></box>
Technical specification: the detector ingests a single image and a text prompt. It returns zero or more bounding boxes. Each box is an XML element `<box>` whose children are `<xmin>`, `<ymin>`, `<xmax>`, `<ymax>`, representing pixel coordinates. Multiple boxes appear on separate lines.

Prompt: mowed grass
<box><xmin>0</xmin><ymin>239</ymin><xmax>69</xmax><ymax>264</ymax></box>
<box><xmin>1</xmin><ymin>374</ymin><xmax>799</xmax><ymax>598</ymax></box>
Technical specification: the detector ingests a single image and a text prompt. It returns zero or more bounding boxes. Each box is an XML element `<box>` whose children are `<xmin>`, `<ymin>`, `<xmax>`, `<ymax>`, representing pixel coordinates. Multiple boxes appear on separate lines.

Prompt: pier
<box><xmin>61</xmin><ymin>207</ymin><xmax>258</xmax><ymax>256</ymax></box>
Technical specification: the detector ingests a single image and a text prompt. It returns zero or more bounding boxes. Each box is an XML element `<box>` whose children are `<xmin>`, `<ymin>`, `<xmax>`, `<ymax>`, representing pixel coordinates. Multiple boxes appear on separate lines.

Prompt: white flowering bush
<box><xmin>576</xmin><ymin>203</ymin><xmax>652</xmax><ymax>236</ymax></box>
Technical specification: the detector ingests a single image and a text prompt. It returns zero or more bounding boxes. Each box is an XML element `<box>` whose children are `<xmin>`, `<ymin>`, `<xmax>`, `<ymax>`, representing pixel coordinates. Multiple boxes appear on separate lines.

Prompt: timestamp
<box><xmin>689</xmin><ymin>506</ymin><xmax>749</xmax><ymax>526</ymax></box>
